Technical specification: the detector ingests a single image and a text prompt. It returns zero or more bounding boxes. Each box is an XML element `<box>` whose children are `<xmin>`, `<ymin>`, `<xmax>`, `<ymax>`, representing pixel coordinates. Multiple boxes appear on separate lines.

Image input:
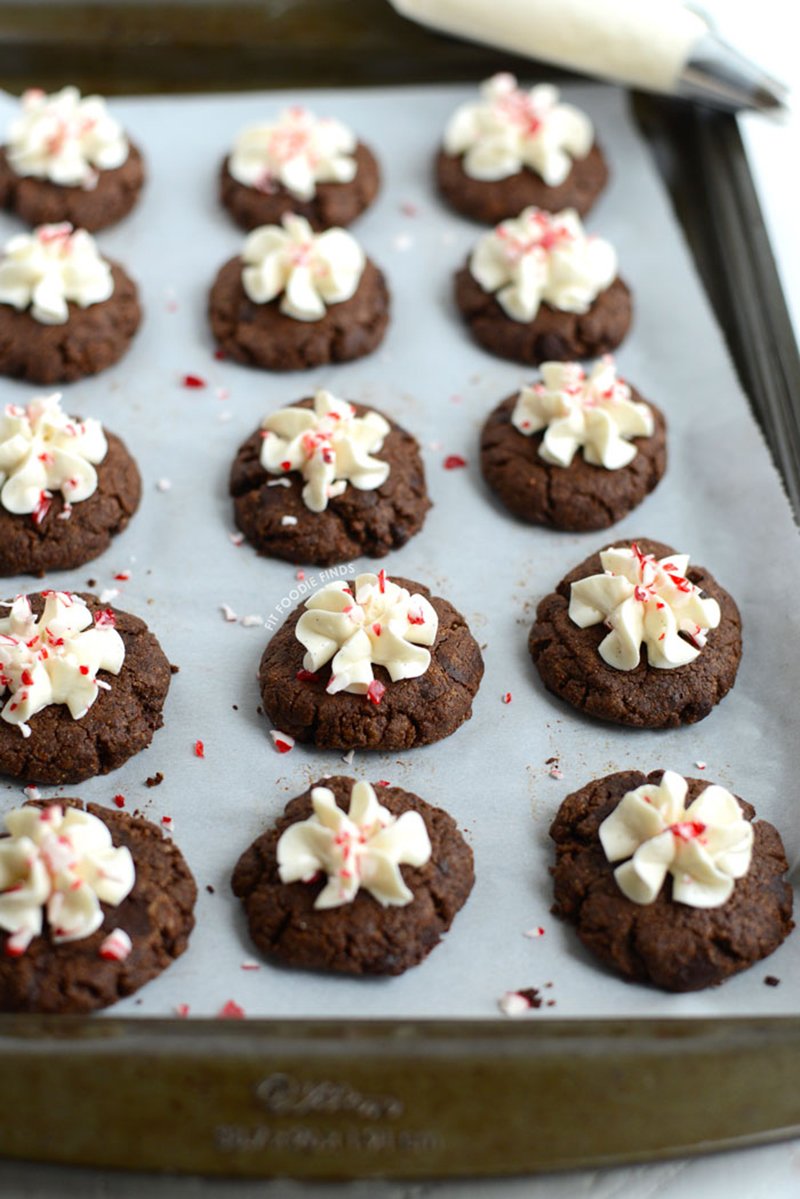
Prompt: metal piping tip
<box><xmin>678</xmin><ymin>30</ymin><xmax>789</xmax><ymax>114</ymax></box>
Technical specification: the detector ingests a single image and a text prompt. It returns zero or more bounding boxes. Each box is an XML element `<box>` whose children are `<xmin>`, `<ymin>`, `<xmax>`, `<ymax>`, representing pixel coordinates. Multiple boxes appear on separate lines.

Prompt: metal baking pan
<box><xmin>0</xmin><ymin>0</ymin><xmax>799</xmax><ymax>1180</ymax></box>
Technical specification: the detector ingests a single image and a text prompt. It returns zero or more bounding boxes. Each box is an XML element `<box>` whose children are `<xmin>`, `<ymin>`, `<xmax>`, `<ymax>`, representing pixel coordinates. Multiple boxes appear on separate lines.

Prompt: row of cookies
<box><xmin>0</xmin><ymin>77</ymin><xmax>791</xmax><ymax>1011</ymax></box>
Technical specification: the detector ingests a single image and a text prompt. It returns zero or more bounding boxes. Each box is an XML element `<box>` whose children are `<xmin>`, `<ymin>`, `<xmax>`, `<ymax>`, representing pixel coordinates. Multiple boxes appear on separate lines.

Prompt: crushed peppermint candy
<box><xmin>267</xmin><ymin>478</ymin><xmax>292</xmax><ymax>488</ymax></box>
<box><xmin>240</xmin><ymin>959</ymin><xmax>260</xmax><ymax>971</ymax></box>
<box><xmin>270</xmin><ymin>729</ymin><xmax>295</xmax><ymax>754</ymax></box>
<box><xmin>548</xmin><ymin>767</ymin><xmax>563</xmax><ymax>780</ymax></box>
<box><xmin>240</xmin><ymin>614</ymin><xmax>263</xmax><ymax>628</ymax></box>
<box><xmin>156</xmin><ymin>478</ymin><xmax>172</xmax><ymax>493</ymax></box>
<box><xmin>341</xmin><ymin>748</ymin><xmax>355</xmax><ymax>766</ymax></box>
<box><xmin>443</xmin><ymin>454</ymin><xmax>468</xmax><ymax>470</ymax></box>
<box><xmin>229</xmin><ymin>531</ymin><xmax>244</xmax><ymax>546</ymax></box>
<box><xmin>112</xmin><ymin>794</ymin><xmax>126</xmax><ymax>808</ymax></box>
<box><xmin>366</xmin><ymin>680</ymin><xmax>386</xmax><ymax>706</ymax></box>
<box><xmin>214</xmin><ymin>348</ymin><xmax>226</xmax><ymax>361</ymax></box>
<box><xmin>215</xmin><ymin>387</ymin><xmax>229</xmax><ymax>402</ymax></box>
<box><xmin>113</xmin><ymin>570</ymin><xmax>131</xmax><ymax>582</ymax></box>
<box><xmin>22</xmin><ymin>785</ymin><xmax>41</xmax><ymax>801</ymax></box>
<box><xmin>194</xmin><ymin>740</ymin><xmax>205</xmax><ymax>759</ymax></box>
<box><xmin>161</xmin><ymin>815</ymin><xmax>173</xmax><ymax>828</ymax></box>
<box><xmin>281</xmin><ymin>515</ymin><xmax>298</xmax><ymax>526</ymax></box>
<box><xmin>523</xmin><ymin>926</ymin><xmax>546</xmax><ymax>939</ymax></box>
<box><xmin>181</xmin><ymin>374</ymin><xmax>206</xmax><ymax>389</ymax></box>
<box><xmin>99</xmin><ymin>587</ymin><xmax>120</xmax><ymax>604</ymax></box>
<box><xmin>502</xmin><ymin>692</ymin><xmax>512</xmax><ymax>704</ymax></box>
<box><xmin>296</xmin><ymin>569</ymin><xmax>306</xmax><ymax>580</ymax></box>
<box><xmin>220</xmin><ymin>603</ymin><xmax>238</xmax><ymax>623</ymax></box>
<box><xmin>218</xmin><ymin>999</ymin><xmax>245</xmax><ymax>1019</ymax></box>
<box><xmin>174</xmin><ymin>1003</ymin><xmax>190</xmax><ymax>1018</ymax></box>
<box><xmin>498</xmin><ymin>988</ymin><xmax>542</xmax><ymax>1017</ymax></box>
<box><xmin>99</xmin><ymin>928</ymin><xmax>132</xmax><ymax>962</ymax></box>
<box><xmin>400</xmin><ymin>201</ymin><xmax>418</xmax><ymax>217</ymax></box>
<box><xmin>695</xmin><ymin>761</ymin><xmax>707</xmax><ymax>770</ymax></box>
<box><xmin>218</xmin><ymin>410</ymin><xmax>233</xmax><ymax>423</ymax></box>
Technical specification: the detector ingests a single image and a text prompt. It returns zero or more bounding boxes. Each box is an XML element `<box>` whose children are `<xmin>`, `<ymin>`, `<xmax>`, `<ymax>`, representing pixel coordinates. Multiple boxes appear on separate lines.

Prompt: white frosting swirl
<box><xmin>6</xmin><ymin>86</ymin><xmax>129</xmax><ymax>190</ymax></box>
<box><xmin>296</xmin><ymin>571</ymin><xmax>438</xmax><ymax>697</ymax></box>
<box><xmin>0</xmin><ymin>223</ymin><xmax>114</xmax><ymax>325</ymax></box>
<box><xmin>261</xmin><ymin>389</ymin><xmax>390</xmax><ymax>512</ymax></box>
<box><xmin>0</xmin><ymin>392</ymin><xmax>107</xmax><ymax>517</ymax></box>
<box><xmin>469</xmin><ymin>206</ymin><xmax>616</xmax><ymax>323</ymax></box>
<box><xmin>512</xmin><ymin>357</ymin><xmax>654</xmax><ymax>469</ymax></box>
<box><xmin>0</xmin><ymin>804</ymin><xmax>134</xmax><ymax>954</ymax></box>
<box><xmin>444</xmin><ymin>75</ymin><xmax>593</xmax><ymax>186</ymax></box>
<box><xmin>277</xmin><ymin>780</ymin><xmax>431</xmax><ymax>909</ymax></box>
<box><xmin>568</xmin><ymin>544</ymin><xmax>721</xmax><ymax>671</ymax></box>
<box><xmin>241</xmin><ymin>214</ymin><xmax>365</xmax><ymax>322</ymax></box>
<box><xmin>0</xmin><ymin>591</ymin><xmax>125</xmax><ymax>737</ymax></box>
<box><xmin>229</xmin><ymin>106</ymin><xmax>357</xmax><ymax>200</ymax></box>
<box><xmin>599</xmin><ymin>771</ymin><xmax>753</xmax><ymax>908</ymax></box>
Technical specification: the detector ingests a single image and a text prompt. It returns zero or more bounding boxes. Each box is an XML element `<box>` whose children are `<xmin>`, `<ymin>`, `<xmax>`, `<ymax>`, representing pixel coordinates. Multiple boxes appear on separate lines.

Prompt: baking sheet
<box><xmin>0</xmin><ymin>83</ymin><xmax>797</xmax><ymax>1020</ymax></box>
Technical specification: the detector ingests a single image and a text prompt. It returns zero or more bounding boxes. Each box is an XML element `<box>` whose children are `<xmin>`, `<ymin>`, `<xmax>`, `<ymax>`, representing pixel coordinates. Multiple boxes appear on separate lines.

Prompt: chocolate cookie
<box><xmin>0</xmin><ymin>592</ymin><xmax>172</xmax><ymax>783</ymax></box>
<box><xmin>529</xmin><ymin>539</ymin><xmax>742</xmax><ymax>728</ymax></box>
<box><xmin>550</xmin><ymin>770</ymin><xmax>794</xmax><ymax>992</ymax></box>
<box><xmin>220</xmin><ymin>142</ymin><xmax>380</xmax><ymax>233</ymax></box>
<box><xmin>0</xmin><ymin>432</ymin><xmax>141</xmax><ymax>577</ymax></box>
<box><xmin>232</xmin><ymin>776</ymin><xmax>474</xmax><ymax>976</ymax></box>
<box><xmin>209</xmin><ymin>255</ymin><xmax>389</xmax><ymax>371</ymax></box>
<box><xmin>0</xmin><ymin>142</ymin><xmax>145</xmax><ymax>232</ymax></box>
<box><xmin>0</xmin><ymin>261</ymin><xmax>141</xmax><ymax>384</ymax></box>
<box><xmin>436</xmin><ymin>142</ymin><xmax>608</xmax><ymax>225</ymax></box>
<box><xmin>455</xmin><ymin>267</ymin><xmax>631</xmax><ymax>365</ymax></box>
<box><xmin>259</xmin><ymin>575</ymin><xmax>484</xmax><ymax>750</ymax></box>
<box><xmin>230</xmin><ymin>398</ymin><xmax>430</xmax><ymax>565</ymax></box>
<box><xmin>480</xmin><ymin>391</ymin><xmax>666</xmax><ymax>531</ymax></box>
<box><xmin>0</xmin><ymin>800</ymin><xmax>196</xmax><ymax>1013</ymax></box>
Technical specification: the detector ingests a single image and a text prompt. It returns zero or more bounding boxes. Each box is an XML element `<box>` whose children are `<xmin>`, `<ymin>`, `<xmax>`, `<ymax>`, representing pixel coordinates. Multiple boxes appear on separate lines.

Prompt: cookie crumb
<box><xmin>765</xmin><ymin>975</ymin><xmax>781</xmax><ymax>987</ymax></box>
<box><xmin>145</xmin><ymin>772</ymin><xmax>164</xmax><ymax>789</ymax></box>
<box><xmin>86</xmin><ymin>578</ymin><xmax>97</xmax><ymax>587</ymax></box>
<box><xmin>206</xmin><ymin>884</ymin><xmax>215</xmax><ymax>895</ymax></box>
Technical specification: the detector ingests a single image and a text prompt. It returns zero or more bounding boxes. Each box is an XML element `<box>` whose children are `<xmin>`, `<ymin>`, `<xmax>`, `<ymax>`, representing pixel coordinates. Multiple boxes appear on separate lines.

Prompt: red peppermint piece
<box><xmin>443</xmin><ymin>454</ymin><xmax>467</xmax><ymax>470</ymax></box>
<box><xmin>502</xmin><ymin>692</ymin><xmax>512</xmax><ymax>704</ymax></box>
<box><xmin>295</xmin><ymin>669</ymin><xmax>319</xmax><ymax>683</ymax></box>
<box><xmin>213</xmin><ymin>348</ymin><xmax>226</xmax><ymax>361</ymax></box>
<box><xmin>218</xmin><ymin>999</ymin><xmax>245</xmax><ymax>1020</ymax></box>
<box><xmin>112</xmin><ymin>794</ymin><xmax>126</xmax><ymax>808</ymax></box>
<box><xmin>194</xmin><ymin>740</ymin><xmax>205</xmax><ymax>759</ymax></box>
<box><xmin>270</xmin><ymin>730</ymin><xmax>295</xmax><ymax>754</ymax></box>
<box><xmin>175</xmin><ymin>1003</ymin><xmax>190</xmax><ymax>1018</ymax></box>
<box><xmin>366</xmin><ymin>680</ymin><xmax>386</xmax><ymax>706</ymax></box>
<box><xmin>181</xmin><ymin>374</ymin><xmax>206</xmax><ymax>389</ymax></box>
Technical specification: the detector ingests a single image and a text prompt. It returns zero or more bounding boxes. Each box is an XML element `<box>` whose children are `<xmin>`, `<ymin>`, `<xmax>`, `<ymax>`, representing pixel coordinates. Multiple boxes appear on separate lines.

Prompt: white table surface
<box><xmin>2</xmin><ymin>2</ymin><xmax>799</xmax><ymax>1196</ymax></box>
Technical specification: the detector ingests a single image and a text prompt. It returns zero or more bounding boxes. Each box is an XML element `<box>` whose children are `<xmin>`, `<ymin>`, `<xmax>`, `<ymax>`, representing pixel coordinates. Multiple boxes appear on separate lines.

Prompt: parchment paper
<box><xmin>0</xmin><ymin>83</ymin><xmax>797</xmax><ymax>1019</ymax></box>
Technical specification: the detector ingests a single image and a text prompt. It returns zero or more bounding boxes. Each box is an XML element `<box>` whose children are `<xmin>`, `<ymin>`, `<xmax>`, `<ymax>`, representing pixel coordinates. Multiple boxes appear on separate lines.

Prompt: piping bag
<box><xmin>388</xmin><ymin>0</ymin><xmax>787</xmax><ymax>112</ymax></box>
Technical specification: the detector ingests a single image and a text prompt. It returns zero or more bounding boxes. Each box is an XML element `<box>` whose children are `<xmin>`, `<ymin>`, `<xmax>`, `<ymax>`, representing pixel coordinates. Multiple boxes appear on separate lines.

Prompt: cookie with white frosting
<box><xmin>259</xmin><ymin>571</ymin><xmax>484</xmax><ymax>750</ymax></box>
<box><xmin>550</xmin><ymin>770</ymin><xmax>793</xmax><ymax>991</ymax></box>
<box><xmin>0</xmin><ymin>591</ymin><xmax>172</xmax><ymax>783</ymax></box>
<box><xmin>0</xmin><ymin>799</ymin><xmax>196</xmax><ymax>1013</ymax></box>
<box><xmin>230</xmin><ymin>390</ymin><xmax>430</xmax><ymax>565</ymax></box>
<box><xmin>0</xmin><ymin>393</ymin><xmax>141</xmax><ymax>576</ymax></box>
<box><xmin>220</xmin><ymin>105</ymin><xmax>380</xmax><ymax>232</ymax></box>
<box><xmin>232</xmin><ymin>776</ymin><xmax>474</xmax><ymax>975</ymax></box>
<box><xmin>437</xmin><ymin>75</ymin><xmax>608</xmax><ymax>224</ymax></box>
<box><xmin>209</xmin><ymin>214</ymin><xmax>389</xmax><ymax>370</ymax></box>
<box><xmin>480</xmin><ymin>359</ymin><xmax>666</xmax><ymax>530</ymax></box>
<box><xmin>529</xmin><ymin>539</ymin><xmax>742</xmax><ymax>728</ymax></box>
<box><xmin>0</xmin><ymin>87</ymin><xmax>145</xmax><ymax>232</ymax></box>
<box><xmin>0</xmin><ymin>223</ymin><xmax>141</xmax><ymax>384</ymax></box>
<box><xmin>455</xmin><ymin>206</ymin><xmax>631</xmax><ymax>364</ymax></box>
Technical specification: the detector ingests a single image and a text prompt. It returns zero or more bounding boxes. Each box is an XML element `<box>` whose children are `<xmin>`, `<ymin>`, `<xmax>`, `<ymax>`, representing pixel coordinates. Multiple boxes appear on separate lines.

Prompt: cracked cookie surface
<box><xmin>550</xmin><ymin>770</ymin><xmax>793</xmax><ymax>992</ymax></box>
<box><xmin>230</xmin><ymin>398</ymin><xmax>430</xmax><ymax>565</ymax></box>
<box><xmin>259</xmin><ymin>576</ymin><xmax>484</xmax><ymax>750</ymax></box>
<box><xmin>209</xmin><ymin>256</ymin><xmax>389</xmax><ymax>371</ymax></box>
<box><xmin>529</xmin><ymin>538</ymin><xmax>741</xmax><ymax>728</ymax></box>
<box><xmin>480</xmin><ymin>391</ymin><xmax>666</xmax><ymax>531</ymax></box>
<box><xmin>0</xmin><ymin>592</ymin><xmax>172</xmax><ymax>783</ymax></box>
<box><xmin>0</xmin><ymin>799</ymin><xmax>196</xmax><ymax>1013</ymax></box>
<box><xmin>232</xmin><ymin>776</ymin><xmax>474</xmax><ymax>976</ymax></box>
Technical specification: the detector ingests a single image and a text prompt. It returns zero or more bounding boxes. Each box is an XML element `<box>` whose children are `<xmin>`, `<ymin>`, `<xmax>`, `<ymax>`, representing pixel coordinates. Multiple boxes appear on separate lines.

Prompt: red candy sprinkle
<box><xmin>295</xmin><ymin>669</ymin><xmax>319</xmax><ymax>682</ymax></box>
<box><xmin>443</xmin><ymin>455</ymin><xmax>468</xmax><ymax>470</ymax></box>
<box><xmin>175</xmin><ymin>1003</ymin><xmax>190</xmax><ymax>1018</ymax></box>
<box><xmin>194</xmin><ymin>740</ymin><xmax>205</xmax><ymax>758</ymax></box>
<box><xmin>213</xmin><ymin>348</ymin><xmax>226</xmax><ymax>361</ymax></box>
<box><xmin>161</xmin><ymin>815</ymin><xmax>172</xmax><ymax>826</ymax></box>
<box><xmin>218</xmin><ymin>1000</ymin><xmax>245</xmax><ymax>1020</ymax></box>
<box><xmin>502</xmin><ymin>692</ymin><xmax>512</xmax><ymax>704</ymax></box>
<box><xmin>181</xmin><ymin>374</ymin><xmax>206</xmax><ymax>389</ymax></box>
<box><xmin>366</xmin><ymin>680</ymin><xmax>386</xmax><ymax>706</ymax></box>
<box><xmin>113</xmin><ymin>794</ymin><xmax>125</xmax><ymax>808</ymax></box>
<box><xmin>376</xmin><ymin>780</ymin><xmax>390</xmax><ymax>787</ymax></box>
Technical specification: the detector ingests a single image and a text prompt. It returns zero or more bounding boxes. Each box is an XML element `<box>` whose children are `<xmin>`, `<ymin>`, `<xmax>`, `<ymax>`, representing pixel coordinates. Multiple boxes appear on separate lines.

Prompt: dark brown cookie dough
<box><xmin>209</xmin><ymin>255</ymin><xmax>389</xmax><ymax>371</ymax></box>
<box><xmin>0</xmin><ymin>799</ymin><xmax>196</xmax><ymax>1013</ymax></box>
<box><xmin>0</xmin><ymin>432</ymin><xmax>142</xmax><ymax>577</ymax></box>
<box><xmin>0</xmin><ymin>261</ymin><xmax>141</xmax><ymax>384</ymax></box>
<box><xmin>230</xmin><ymin>398</ymin><xmax>431</xmax><ymax>566</ymax></box>
<box><xmin>480</xmin><ymin>391</ymin><xmax>667</xmax><ymax>531</ymax></box>
<box><xmin>220</xmin><ymin>141</ymin><xmax>380</xmax><ymax>232</ymax></box>
<box><xmin>0</xmin><ymin>142</ymin><xmax>146</xmax><ymax>232</ymax></box>
<box><xmin>550</xmin><ymin>770</ymin><xmax>794</xmax><ymax>992</ymax></box>
<box><xmin>455</xmin><ymin>267</ymin><xmax>631</xmax><ymax>365</ymax></box>
<box><xmin>232</xmin><ymin>776</ymin><xmax>474</xmax><ymax>976</ymax></box>
<box><xmin>529</xmin><ymin>538</ymin><xmax>742</xmax><ymax>729</ymax></box>
<box><xmin>0</xmin><ymin>592</ymin><xmax>172</xmax><ymax>784</ymax></box>
<box><xmin>436</xmin><ymin>141</ymin><xmax>609</xmax><ymax>225</ymax></box>
<box><xmin>259</xmin><ymin>576</ymin><xmax>484</xmax><ymax>750</ymax></box>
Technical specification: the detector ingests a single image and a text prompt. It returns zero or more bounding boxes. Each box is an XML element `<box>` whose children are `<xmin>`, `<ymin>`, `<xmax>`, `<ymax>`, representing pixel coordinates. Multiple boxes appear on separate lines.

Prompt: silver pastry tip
<box><xmin>679</xmin><ymin>30</ymin><xmax>789</xmax><ymax>114</ymax></box>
